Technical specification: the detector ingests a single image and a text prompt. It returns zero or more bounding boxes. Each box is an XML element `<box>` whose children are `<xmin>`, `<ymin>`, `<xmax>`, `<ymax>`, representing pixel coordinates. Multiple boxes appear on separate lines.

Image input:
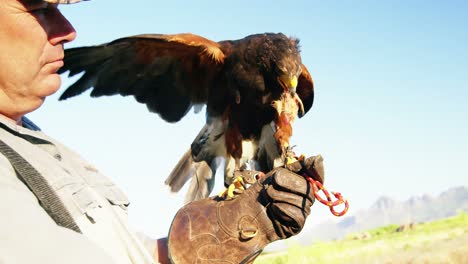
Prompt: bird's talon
<box><xmin>227</xmin><ymin>184</ymin><xmax>235</xmax><ymax>198</ymax></box>
<box><xmin>218</xmin><ymin>175</ymin><xmax>246</xmax><ymax>199</ymax></box>
<box><xmin>286</xmin><ymin>157</ymin><xmax>297</xmax><ymax>165</ymax></box>
<box><xmin>298</xmin><ymin>154</ymin><xmax>306</xmax><ymax>161</ymax></box>
<box><xmin>218</xmin><ymin>189</ymin><xmax>228</xmax><ymax>198</ymax></box>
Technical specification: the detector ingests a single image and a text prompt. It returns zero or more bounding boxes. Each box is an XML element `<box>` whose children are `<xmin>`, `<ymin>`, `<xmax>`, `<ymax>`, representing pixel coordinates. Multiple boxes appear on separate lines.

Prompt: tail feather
<box><xmin>184</xmin><ymin>160</ymin><xmax>217</xmax><ymax>203</ymax></box>
<box><xmin>164</xmin><ymin>149</ymin><xmax>194</xmax><ymax>192</ymax></box>
<box><xmin>164</xmin><ymin>149</ymin><xmax>219</xmax><ymax>203</ymax></box>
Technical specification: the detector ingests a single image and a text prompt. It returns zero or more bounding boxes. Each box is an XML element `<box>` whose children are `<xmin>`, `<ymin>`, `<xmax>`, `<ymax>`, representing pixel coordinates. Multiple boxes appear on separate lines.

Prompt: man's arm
<box><xmin>154</xmin><ymin>237</ymin><xmax>169</xmax><ymax>264</ymax></box>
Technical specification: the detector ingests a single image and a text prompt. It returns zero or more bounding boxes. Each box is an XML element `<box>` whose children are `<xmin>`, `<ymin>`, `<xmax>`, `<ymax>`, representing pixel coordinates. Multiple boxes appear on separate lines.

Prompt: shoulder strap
<box><xmin>0</xmin><ymin>139</ymin><xmax>82</xmax><ymax>233</ymax></box>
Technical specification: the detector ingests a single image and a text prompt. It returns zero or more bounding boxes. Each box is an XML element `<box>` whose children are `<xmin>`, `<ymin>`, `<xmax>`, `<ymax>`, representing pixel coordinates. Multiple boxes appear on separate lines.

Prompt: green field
<box><xmin>256</xmin><ymin>212</ymin><xmax>468</xmax><ymax>264</ymax></box>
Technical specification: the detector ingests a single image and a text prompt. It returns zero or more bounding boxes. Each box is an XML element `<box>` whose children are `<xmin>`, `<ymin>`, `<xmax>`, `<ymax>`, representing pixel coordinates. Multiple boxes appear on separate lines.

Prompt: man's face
<box><xmin>0</xmin><ymin>0</ymin><xmax>76</xmax><ymax>120</ymax></box>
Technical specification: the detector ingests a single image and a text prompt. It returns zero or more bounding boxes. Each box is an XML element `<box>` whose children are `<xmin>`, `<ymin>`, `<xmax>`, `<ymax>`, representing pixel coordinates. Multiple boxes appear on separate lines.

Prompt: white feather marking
<box><xmin>272</xmin><ymin>92</ymin><xmax>300</xmax><ymax>124</ymax></box>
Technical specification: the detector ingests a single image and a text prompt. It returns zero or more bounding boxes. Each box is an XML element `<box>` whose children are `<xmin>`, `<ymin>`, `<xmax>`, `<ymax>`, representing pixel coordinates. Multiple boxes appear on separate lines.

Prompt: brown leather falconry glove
<box><xmin>167</xmin><ymin>155</ymin><xmax>324</xmax><ymax>264</ymax></box>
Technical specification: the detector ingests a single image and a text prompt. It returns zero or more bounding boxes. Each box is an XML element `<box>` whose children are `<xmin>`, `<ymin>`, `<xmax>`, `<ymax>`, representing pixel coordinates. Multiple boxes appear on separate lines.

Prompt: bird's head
<box><xmin>262</xmin><ymin>34</ymin><xmax>303</xmax><ymax>96</ymax></box>
<box><xmin>277</xmin><ymin>65</ymin><xmax>301</xmax><ymax>96</ymax></box>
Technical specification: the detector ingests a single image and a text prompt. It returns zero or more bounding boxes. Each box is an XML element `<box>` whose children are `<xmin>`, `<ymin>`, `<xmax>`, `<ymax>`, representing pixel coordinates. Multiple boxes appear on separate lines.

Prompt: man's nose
<box><xmin>47</xmin><ymin>9</ymin><xmax>77</xmax><ymax>45</ymax></box>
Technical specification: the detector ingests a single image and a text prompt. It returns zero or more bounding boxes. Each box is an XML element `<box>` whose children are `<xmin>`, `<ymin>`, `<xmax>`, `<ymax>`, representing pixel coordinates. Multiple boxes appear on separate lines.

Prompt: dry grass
<box><xmin>255</xmin><ymin>212</ymin><xmax>468</xmax><ymax>264</ymax></box>
<box><xmin>350</xmin><ymin>233</ymin><xmax>468</xmax><ymax>264</ymax></box>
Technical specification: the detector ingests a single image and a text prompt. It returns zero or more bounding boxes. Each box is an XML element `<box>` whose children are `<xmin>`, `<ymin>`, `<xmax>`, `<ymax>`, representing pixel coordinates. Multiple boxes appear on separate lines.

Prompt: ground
<box><xmin>255</xmin><ymin>212</ymin><xmax>468</xmax><ymax>264</ymax></box>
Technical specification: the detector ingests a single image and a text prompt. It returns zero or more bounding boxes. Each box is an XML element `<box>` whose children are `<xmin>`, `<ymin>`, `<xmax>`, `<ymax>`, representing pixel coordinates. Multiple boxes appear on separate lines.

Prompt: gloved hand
<box><xmin>167</xmin><ymin>155</ymin><xmax>324</xmax><ymax>264</ymax></box>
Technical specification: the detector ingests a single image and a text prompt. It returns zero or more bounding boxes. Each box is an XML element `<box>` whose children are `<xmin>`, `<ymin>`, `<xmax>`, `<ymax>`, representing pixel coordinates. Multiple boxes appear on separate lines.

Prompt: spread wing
<box><xmin>58</xmin><ymin>33</ymin><xmax>225</xmax><ymax>123</ymax></box>
<box><xmin>297</xmin><ymin>64</ymin><xmax>314</xmax><ymax>117</ymax></box>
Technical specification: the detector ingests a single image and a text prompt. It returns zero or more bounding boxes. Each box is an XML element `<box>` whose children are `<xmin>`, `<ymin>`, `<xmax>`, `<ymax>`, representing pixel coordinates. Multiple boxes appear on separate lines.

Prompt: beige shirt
<box><xmin>0</xmin><ymin>116</ymin><xmax>155</xmax><ymax>264</ymax></box>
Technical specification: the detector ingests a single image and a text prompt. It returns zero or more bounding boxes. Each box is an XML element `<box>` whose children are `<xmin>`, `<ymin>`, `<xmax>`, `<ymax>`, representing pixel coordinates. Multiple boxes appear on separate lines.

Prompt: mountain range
<box><xmin>295</xmin><ymin>185</ymin><xmax>468</xmax><ymax>245</ymax></box>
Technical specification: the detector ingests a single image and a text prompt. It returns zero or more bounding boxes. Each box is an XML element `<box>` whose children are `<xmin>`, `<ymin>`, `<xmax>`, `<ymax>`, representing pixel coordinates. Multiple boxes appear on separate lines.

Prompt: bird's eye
<box><xmin>273</xmin><ymin>63</ymin><xmax>286</xmax><ymax>75</ymax></box>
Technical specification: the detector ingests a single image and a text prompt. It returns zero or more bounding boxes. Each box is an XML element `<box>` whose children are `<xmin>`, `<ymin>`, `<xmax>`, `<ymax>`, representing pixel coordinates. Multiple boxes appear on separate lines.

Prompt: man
<box><xmin>0</xmin><ymin>0</ymin><xmax>319</xmax><ymax>263</ymax></box>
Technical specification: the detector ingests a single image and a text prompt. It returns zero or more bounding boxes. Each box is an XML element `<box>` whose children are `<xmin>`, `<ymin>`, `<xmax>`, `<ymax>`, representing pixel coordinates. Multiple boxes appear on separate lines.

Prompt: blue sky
<box><xmin>30</xmin><ymin>0</ymin><xmax>467</xmax><ymax>244</ymax></box>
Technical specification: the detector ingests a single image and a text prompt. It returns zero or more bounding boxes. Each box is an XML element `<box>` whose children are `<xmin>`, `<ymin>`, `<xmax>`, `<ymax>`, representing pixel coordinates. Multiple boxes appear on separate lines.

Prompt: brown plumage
<box><xmin>58</xmin><ymin>32</ymin><xmax>314</xmax><ymax>202</ymax></box>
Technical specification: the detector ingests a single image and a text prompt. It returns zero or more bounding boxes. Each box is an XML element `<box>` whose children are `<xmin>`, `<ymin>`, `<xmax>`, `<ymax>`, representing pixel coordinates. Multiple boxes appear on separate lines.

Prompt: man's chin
<box><xmin>39</xmin><ymin>75</ymin><xmax>62</xmax><ymax>98</ymax></box>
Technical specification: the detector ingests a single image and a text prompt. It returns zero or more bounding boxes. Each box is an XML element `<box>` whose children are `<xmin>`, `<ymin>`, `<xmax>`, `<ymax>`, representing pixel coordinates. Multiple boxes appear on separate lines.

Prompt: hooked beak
<box><xmin>278</xmin><ymin>75</ymin><xmax>298</xmax><ymax>95</ymax></box>
<box><xmin>278</xmin><ymin>74</ymin><xmax>306</xmax><ymax>116</ymax></box>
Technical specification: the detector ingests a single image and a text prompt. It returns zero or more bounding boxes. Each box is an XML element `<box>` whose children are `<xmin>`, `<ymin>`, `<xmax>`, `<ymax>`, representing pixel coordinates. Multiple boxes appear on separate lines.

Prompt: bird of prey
<box><xmin>58</xmin><ymin>32</ymin><xmax>314</xmax><ymax>202</ymax></box>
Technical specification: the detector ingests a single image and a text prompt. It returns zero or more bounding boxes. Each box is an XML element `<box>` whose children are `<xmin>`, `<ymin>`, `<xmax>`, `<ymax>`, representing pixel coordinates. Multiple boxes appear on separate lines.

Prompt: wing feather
<box><xmin>59</xmin><ymin>33</ymin><xmax>225</xmax><ymax>123</ymax></box>
<box><xmin>297</xmin><ymin>64</ymin><xmax>315</xmax><ymax>117</ymax></box>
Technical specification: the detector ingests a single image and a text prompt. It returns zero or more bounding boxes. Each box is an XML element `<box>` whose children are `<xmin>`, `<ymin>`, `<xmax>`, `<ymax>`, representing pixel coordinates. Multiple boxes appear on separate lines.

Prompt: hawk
<box><xmin>58</xmin><ymin>32</ymin><xmax>314</xmax><ymax>202</ymax></box>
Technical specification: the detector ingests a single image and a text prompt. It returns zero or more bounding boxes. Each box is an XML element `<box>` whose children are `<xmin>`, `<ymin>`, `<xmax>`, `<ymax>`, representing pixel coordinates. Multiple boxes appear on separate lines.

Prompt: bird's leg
<box><xmin>221</xmin><ymin>124</ymin><xmax>245</xmax><ymax>198</ymax></box>
<box><xmin>218</xmin><ymin>170</ymin><xmax>265</xmax><ymax>198</ymax></box>
<box><xmin>275</xmin><ymin>124</ymin><xmax>307</xmax><ymax>167</ymax></box>
<box><xmin>285</xmin><ymin>149</ymin><xmax>306</xmax><ymax>165</ymax></box>
<box><xmin>218</xmin><ymin>175</ymin><xmax>244</xmax><ymax>198</ymax></box>
<box><xmin>274</xmin><ymin>112</ymin><xmax>294</xmax><ymax>164</ymax></box>
<box><xmin>225</xmin><ymin>125</ymin><xmax>243</xmax><ymax>173</ymax></box>
<box><xmin>219</xmin><ymin>156</ymin><xmax>244</xmax><ymax>198</ymax></box>
<box><xmin>235</xmin><ymin>157</ymin><xmax>241</xmax><ymax>171</ymax></box>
